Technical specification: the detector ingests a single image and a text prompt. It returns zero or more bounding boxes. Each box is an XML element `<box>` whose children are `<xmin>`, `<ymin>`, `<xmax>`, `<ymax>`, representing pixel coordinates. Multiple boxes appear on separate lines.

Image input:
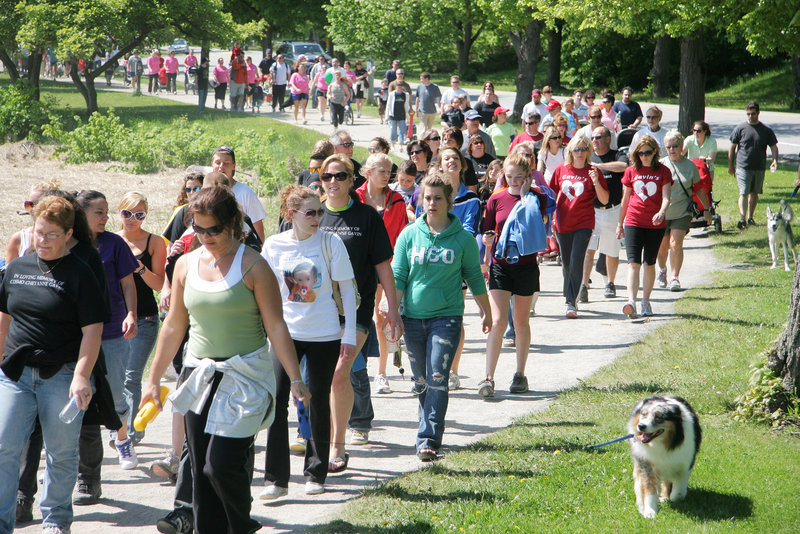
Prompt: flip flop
<box><xmin>417</xmin><ymin>448</ymin><xmax>437</xmax><ymax>462</ymax></box>
<box><xmin>328</xmin><ymin>452</ymin><xmax>349</xmax><ymax>473</ymax></box>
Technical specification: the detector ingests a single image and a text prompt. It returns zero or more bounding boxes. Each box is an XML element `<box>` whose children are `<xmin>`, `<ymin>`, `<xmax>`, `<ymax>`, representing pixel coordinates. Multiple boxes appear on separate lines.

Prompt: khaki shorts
<box><xmin>588</xmin><ymin>205</ymin><xmax>622</xmax><ymax>257</ymax></box>
<box><xmin>665</xmin><ymin>215</ymin><xmax>692</xmax><ymax>232</ymax></box>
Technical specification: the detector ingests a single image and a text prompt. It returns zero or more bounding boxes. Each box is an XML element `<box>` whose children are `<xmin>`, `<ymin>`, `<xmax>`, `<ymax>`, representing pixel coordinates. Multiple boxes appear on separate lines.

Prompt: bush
<box><xmin>0</xmin><ymin>80</ymin><xmax>58</xmax><ymax>142</ymax></box>
<box><xmin>52</xmin><ymin>111</ymin><xmax>289</xmax><ymax>193</ymax></box>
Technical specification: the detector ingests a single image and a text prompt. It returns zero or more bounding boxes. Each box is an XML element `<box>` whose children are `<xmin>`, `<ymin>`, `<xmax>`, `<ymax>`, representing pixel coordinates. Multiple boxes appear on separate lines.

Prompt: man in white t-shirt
<box><xmin>521</xmin><ymin>89</ymin><xmax>548</xmax><ymax>122</ymax></box>
<box><xmin>269</xmin><ymin>54</ymin><xmax>291</xmax><ymax>112</ymax></box>
<box><xmin>211</xmin><ymin>145</ymin><xmax>267</xmax><ymax>242</ymax></box>
<box><xmin>631</xmin><ymin>106</ymin><xmax>667</xmax><ymax>156</ymax></box>
<box><xmin>441</xmin><ymin>75</ymin><xmax>470</xmax><ymax>111</ymax></box>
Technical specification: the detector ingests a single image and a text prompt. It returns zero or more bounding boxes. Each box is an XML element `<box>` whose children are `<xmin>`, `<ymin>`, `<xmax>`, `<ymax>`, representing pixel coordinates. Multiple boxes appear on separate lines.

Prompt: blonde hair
<box><xmin>118</xmin><ymin>191</ymin><xmax>148</xmax><ymax>212</ymax></box>
<box><xmin>563</xmin><ymin>135</ymin><xmax>592</xmax><ymax>166</ymax></box>
<box><xmin>503</xmin><ymin>153</ymin><xmax>530</xmax><ymax>176</ymax></box>
<box><xmin>363</xmin><ymin>152</ymin><xmax>393</xmax><ymax>172</ymax></box>
<box><xmin>203</xmin><ymin>171</ymin><xmax>231</xmax><ymax>187</ymax></box>
<box><xmin>312</xmin><ymin>140</ymin><xmax>335</xmax><ymax>158</ymax></box>
<box><xmin>33</xmin><ymin>179</ymin><xmax>62</xmax><ymax>194</ymax></box>
<box><xmin>420</xmin><ymin>172</ymin><xmax>454</xmax><ymax>210</ymax></box>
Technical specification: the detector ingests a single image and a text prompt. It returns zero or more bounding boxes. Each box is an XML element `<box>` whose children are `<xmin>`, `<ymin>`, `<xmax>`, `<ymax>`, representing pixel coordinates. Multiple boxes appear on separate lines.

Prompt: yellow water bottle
<box><xmin>134</xmin><ymin>385</ymin><xmax>169</xmax><ymax>432</ymax></box>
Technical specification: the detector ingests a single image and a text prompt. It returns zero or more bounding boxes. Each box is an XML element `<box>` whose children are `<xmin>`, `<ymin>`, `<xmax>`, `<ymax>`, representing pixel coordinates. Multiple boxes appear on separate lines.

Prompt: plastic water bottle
<box><xmin>379</xmin><ymin>299</ymin><xmax>398</xmax><ymax>353</ymax></box>
<box><xmin>59</xmin><ymin>396</ymin><xmax>82</xmax><ymax>424</ymax></box>
<box><xmin>296</xmin><ymin>400</ymin><xmax>311</xmax><ymax>440</ymax></box>
<box><xmin>134</xmin><ymin>385</ymin><xmax>169</xmax><ymax>432</ymax></box>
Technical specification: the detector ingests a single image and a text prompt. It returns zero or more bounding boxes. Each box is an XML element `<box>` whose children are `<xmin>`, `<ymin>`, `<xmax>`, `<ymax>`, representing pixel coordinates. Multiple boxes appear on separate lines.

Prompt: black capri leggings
<box><xmin>624</xmin><ymin>225</ymin><xmax>665</xmax><ymax>266</ymax></box>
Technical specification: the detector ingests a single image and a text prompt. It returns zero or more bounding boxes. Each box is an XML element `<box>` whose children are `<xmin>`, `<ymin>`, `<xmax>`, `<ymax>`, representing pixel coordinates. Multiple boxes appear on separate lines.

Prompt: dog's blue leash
<box><xmin>587</xmin><ymin>433</ymin><xmax>634</xmax><ymax>449</ymax></box>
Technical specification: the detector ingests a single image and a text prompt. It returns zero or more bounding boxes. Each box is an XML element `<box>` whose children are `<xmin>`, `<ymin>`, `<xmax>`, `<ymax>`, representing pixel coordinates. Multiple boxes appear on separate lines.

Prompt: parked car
<box><xmin>275</xmin><ymin>41</ymin><xmax>331</xmax><ymax>64</ymax></box>
<box><xmin>169</xmin><ymin>39</ymin><xmax>189</xmax><ymax>54</ymax></box>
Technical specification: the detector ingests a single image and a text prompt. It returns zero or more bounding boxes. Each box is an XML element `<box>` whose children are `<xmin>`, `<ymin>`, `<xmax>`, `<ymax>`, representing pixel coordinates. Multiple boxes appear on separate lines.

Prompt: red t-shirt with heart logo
<box><xmin>549</xmin><ymin>164</ymin><xmax>608</xmax><ymax>233</ymax></box>
<box><xmin>621</xmin><ymin>164</ymin><xmax>673</xmax><ymax>229</ymax></box>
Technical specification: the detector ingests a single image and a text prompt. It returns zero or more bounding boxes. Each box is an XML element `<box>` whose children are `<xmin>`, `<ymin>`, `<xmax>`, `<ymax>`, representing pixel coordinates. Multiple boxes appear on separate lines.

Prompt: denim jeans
<box><xmin>124</xmin><ymin>316</ymin><xmax>159</xmax><ymax>438</ymax></box>
<box><xmin>556</xmin><ymin>228</ymin><xmax>593</xmax><ymax>306</ymax></box>
<box><xmin>348</xmin><ymin>322</ymin><xmax>376</xmax><ymax>433</ymax></box>
<box><xmin>0</xmin><ymin>364</ymin><xmax>88</xmax><ymax>531</ymax></box>
<box><xmin>102</xmin><ymin>335</ymin><xmax>132</xmax><ymax>428</ymax></box>
<box><xmin>388</xmin><ymin>119</ymin><xmax>406</xmax><ymax>144</ymax></box>
<box><xmin>198</xmin><ymin>88</ymin><xmax>208</xmax><ymax>113</ymax></box>
<box><xmin>402</xmin><ymin>316</ymin><xmax>463</xmax><ymax>451</ymax></box>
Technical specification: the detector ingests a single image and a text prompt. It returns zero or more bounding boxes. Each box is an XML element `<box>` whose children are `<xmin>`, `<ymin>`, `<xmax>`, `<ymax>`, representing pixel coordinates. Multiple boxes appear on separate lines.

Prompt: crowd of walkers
<box><xmin>0</xmin><ymin>49</ymin><xmax>782</xmax><ymax>533</ymax></box>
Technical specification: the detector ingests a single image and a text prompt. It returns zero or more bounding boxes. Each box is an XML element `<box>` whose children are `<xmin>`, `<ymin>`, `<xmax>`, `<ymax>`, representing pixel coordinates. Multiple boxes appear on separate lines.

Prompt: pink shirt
<box><xmin>246</xmin><ymin>63</ymin><xmax>257</xmax><ymax>84</ymax></box>
<box><xmin>184</xmin><ymin>55</ymin><xmax>197</xmax><ymax>68</ymax></box>
<box><xmin>290</xmin><ymin>72</ymin><xmax>309</xmax><ymax>94</ymax></box>
<box><xmin>601</xmin><ymin>108</ymin><xmax>619</xmax><ymax>132</ymax></box>
<box><xmin>315</xmin><ymin>70</ymin><xmax>328</xmax><ymax>91</ymax></box>
<box><xmin>213</xmin><ymin>65</ymin><xmax>229</xmax><ymax>83</ymax></box>
<box><xmin>147</xmin><ymin>55</ymin><xmax>160</xmax><ymax>75</ymax></box>
<box><xmin>165</xmin><ymin>56</ymin><xmax>179</xmax><ymax>74</ymax></box>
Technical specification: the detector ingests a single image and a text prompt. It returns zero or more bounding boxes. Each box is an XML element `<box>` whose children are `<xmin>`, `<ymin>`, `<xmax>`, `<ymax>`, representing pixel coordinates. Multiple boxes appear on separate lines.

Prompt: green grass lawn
<box><xmin>308</xmin><ymin>157</ymin><xmax>800</xmax><ymax>532</ymax></box>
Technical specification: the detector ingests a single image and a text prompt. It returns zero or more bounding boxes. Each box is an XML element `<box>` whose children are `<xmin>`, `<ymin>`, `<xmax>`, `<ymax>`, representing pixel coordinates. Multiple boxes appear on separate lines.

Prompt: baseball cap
<box><xmin>298</xmin><ymin>54</ymin><xmax>307</xmax><ymax>62</ymax></box>
<box><xmin>464</xmin><ymin>110</ymin><xmax>481</xmax><ymax>120</ymax></box>
<box><xmin>532</xmin><ymin>89</ymin><xmax>542</xmax><ymax>96</ymax></box>
<box><xmin>545</xmin><ymin>100</ymin><xmax>561</xmax><ymax>111</ymax></box>
<box><xmin>493</xmin><ymin>107</ymin><xmax>510</xmax><ymax>116</ymax></box>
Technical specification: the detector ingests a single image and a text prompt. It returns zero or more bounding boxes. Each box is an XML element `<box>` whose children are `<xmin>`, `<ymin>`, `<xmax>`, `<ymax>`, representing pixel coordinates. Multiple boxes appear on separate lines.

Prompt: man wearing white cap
<box><xmin>461</xmin><ymin>109</ymin><xmax>495</xmax><ymax>157</ymax></box>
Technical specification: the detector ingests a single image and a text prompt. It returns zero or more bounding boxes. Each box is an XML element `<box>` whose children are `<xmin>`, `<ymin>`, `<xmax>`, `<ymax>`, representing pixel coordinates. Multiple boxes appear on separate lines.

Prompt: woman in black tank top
<box><xmin>116</xmin><ymin>192</ymin><xmax>167</xmax><ymax>442</ymax></box>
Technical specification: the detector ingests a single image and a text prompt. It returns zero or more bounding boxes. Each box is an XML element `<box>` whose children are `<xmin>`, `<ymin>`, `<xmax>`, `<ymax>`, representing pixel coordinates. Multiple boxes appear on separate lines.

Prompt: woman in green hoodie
<box><xmin>392</xmin><ymin>173</ymin><xmax>492</xmax><ymax>462</ymax></box>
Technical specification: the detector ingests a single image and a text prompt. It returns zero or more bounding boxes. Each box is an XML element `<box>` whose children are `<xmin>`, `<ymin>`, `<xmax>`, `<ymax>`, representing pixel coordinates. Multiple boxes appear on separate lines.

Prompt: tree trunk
<box><xmin>454</xmin><ymin>20</ymin><xmax>482</xmax><ymax>78</ymax></box>
<box><xmin>69</xmin><ymin>61</ymin><xmax>98</xmax><ymax>115</ymax></box>
<box><xmin>678</xmin><ymin>32</ymin><xmax>705</xmax><ymax>136</ymax></box>
<box><xmin>768</xmin><ymin>263</ymin><xmax>800</xmax><ymax>398</ymax></box>
<box><xmin>651</xmin><ymin>35</ymin><xmax>673</xmax><ymax>98</ymax></box>
<box><xmin>26</xmin><ymin>50</ymin><xmax>43</xmax><ymax>100</ymax></box>
<box><xmin>261</xmin><ymin>26</ymin><xmax>273</xmax><ymax>56</ymax></box>
<box><xmin>509</xmin><ymin>19</ymin><xmax>545</xmax><ymax>121</ymax></box>
<box><xmin>0</xmin><ymin>49</ymin><xmax>20</xmax><ymax>82</ymax></box>
<box><xmin>545</xmin><ymin>19</ymin><xmax>564</xmax><ymax>89</ymax></box>
<box><xmin>791</xmin><ymin>53</ymin><xmax>800</xmax><ymax>111</ymax></box>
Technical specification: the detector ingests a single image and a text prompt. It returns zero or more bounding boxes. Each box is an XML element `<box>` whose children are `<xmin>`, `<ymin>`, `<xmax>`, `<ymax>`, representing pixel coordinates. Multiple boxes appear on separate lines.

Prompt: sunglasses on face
<box><xmin>293</xmin><ymin>208</ymin><xmax>324</xmax><ymax>218</ymax></box>
<box><xmin>572</xmin><ymin>147</ymin><xmax>589</xmax><ymax>153</ymax></box>
<box><xmin>121</xmin><ymin>209</ymin><xmax>146</xmax><ymax>221</ymax></box>
<box><xmin>368</xmin><ymin>146</ymin><xmax>380</xmax><ymax>152</ymax></box>
<box><xmin>693</xmin><ymin>129</ymin><xmax>703</xmax><ymax>133</ymax></box>
<box><xmin>591</xmin><ymin>135</ymin><xmax>605</xmax><ymax>140</ymax></box>
<box><xmin>309</xmin><ymin>166</ymin><xmax>321</xmax><ymax>173</ymax></box>
<box><xmin>185</xmin><ymin>186</ymin><xmax>201</xmax><ymax>194</ymax></box>
<box><xmin>320</xmin><ymin>171</ymin><xmax>350</xmax><ymax>182</ymax></box>
<box><xmin>525</xmin><ymin>121</ymin><xmax>538</xmax><ymax>126</ymax></box>
<box><xmin>410</xmin><ymin>149</ymin><xmax>425</xmax><ymax>155</ymax></box>
<box><xmin>191</xmin><ymin>221</ymin><xmax>225</xmax><ymax>236</ymax></box>
<box><xmin>646</xmin><ymin>115</ymin><xmax>659</xmax><ymax>120</ymax></box>
<box><xmin>550</xmin><ymin>136</ymin><xmax>562</xmax><ymax>141</ymax></box>
<box><xmin>427</xmin><ymin>136</ymin><xmax>441</xmax><ymax>141</ymax></box>
<box><xmin>309</xmin><ymin>184</ymin><xmax>321</xmax><ymax>190</ymax></box>
<box><xmin>517</xmin><ymin>152</ymin><xmax>533</xmax><ymax>158</ymax></box>
<box><xmin>341</xmin><ymin>142</ymin><xmax>354</xmax><ymax>148</ymax></box>
<box><xmin>472</xmin><ymin>141</ymin><xmax>485</xmax><ymax>145</ymax></box>
<box><xmin>589</xmin><ymin>114</ymin><xmax>601</xmax><ymax>119</ymax></box>
<box><xmin>638</xmin><ymin>150</ymin><xmax>654</xmax><ymax>157</ymax></box>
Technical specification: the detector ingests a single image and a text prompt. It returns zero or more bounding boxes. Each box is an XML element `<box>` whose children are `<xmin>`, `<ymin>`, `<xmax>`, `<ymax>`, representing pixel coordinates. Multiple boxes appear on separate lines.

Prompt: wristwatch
<box><xmin>135</xmin><ymin>266</ymin><xmax>146</xmax><ymax>275</ymax></box>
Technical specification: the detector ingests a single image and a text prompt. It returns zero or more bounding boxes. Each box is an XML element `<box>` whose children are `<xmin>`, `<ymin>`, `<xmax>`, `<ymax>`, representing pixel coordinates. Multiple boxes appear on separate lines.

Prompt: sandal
<box><xmin>417</xmin><ymin>448</ymin><xmax>437</xmax><ymax>462</ymax></box>
<box><xmin>328</xmin><ymin>452</ymin><xmax>349</xmax><ymax>473</ymax></box>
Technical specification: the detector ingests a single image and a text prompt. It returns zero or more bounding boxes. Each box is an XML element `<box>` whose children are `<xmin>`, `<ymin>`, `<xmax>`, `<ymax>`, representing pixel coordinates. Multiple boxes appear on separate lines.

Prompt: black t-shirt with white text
<box><xmin>591</xmin><ymin>149</ymin><xmax>628</xmax><ymax>207</ymax></box>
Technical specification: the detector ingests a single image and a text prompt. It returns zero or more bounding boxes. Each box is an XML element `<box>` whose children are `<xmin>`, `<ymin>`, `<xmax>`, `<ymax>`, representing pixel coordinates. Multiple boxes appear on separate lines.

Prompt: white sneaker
<box><xmin>289</xmin><ymin>435</ymin><xmax>306</xmax><ymax>454</ymax></box>
<box><xmin>42</xmin><ymin>527</ymin><xmax>71</xmax><ymax>534</ymax></box>
<box><xmin>259</xmin><ymin>484</ymin><xmax>288</xmax><ymax>500</ymax></box>
<box><xmin>640</xmin><ymin>301</ymin><xmax>654</xmax><ymax>317</ymax></box>
<box><xmin>375</xmin><ymin>373</ymin><xmax>392</xmax><ymax>394</ymax></box>
<box><xmin>657</xmin><ymin>269</ymin><xmax>668</xmax><ymax>288</ymax></box>
<box><xmin>349</xmin><ymin>430</ymin><xmax>369</xmax><ymax>445</ymax></box>
<box><xmin>448</xmin><ymin>370</ymin><xmax>461</xmax><ymax>390</ymax></box>
<box><xmin>305</xmin><ymin>481</ymin><xmax>325</xmax><ymax>495</ymax></box>
<box><xmin>669</xmin><ymin>278</ymin><xmax>681</xmax><ymax>292</ymax></box>
<box><xmin>115</xmin><ymin>438</ymin><xmax>138</xmax><ymax>470</ymax></box>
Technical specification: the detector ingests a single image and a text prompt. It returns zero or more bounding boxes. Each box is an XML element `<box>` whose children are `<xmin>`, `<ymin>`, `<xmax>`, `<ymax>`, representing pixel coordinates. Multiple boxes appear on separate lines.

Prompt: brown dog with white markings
<box><xmin>627</xmin><ymin>396</ymin><xmax>702</xmax><ymax>518</ymax></box>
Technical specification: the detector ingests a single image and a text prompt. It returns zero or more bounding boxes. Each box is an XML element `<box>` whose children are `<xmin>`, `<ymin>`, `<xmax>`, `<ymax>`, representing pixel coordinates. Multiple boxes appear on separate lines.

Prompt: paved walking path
<box><xmin>16</xmin><ymin>86</ymin><xmax>724</xmax><ymax>533</ymax></box>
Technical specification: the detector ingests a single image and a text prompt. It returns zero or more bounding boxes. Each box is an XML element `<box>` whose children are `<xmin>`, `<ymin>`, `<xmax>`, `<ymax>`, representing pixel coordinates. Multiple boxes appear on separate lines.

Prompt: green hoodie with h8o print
<box><xmin>392</xmin><ymin>213</ymin><xmax>486</xmax><ymax>320</ymax></box>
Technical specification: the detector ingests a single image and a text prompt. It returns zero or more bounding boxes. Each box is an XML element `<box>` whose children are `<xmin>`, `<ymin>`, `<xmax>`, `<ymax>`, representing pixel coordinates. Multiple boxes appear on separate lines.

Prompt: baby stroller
<box><xmin>689</xmin><ymin>158</ymin><xmax>722</xmax><ymax>233</ymax></box>
<box><xmin>616</xmin><ymin>128</ymin><xmax>638</xmax><ymax>155</ymax></box>
<box><xmin>184</xmin><ymin>66</ymin><xmax>198</xmax><ymax>95</ymax></box>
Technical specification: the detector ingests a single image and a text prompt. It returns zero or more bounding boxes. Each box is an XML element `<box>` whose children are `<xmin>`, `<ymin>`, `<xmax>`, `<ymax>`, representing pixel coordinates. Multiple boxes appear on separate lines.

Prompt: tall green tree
<box><xmin>730</xmin><ymin>1</ymin><xmax>800</xmax><ymax>108</ymax></box>
<box><xmin>226</xmin><ymin>0</ymin><xmax>328</xmax><ymax>55</ymax></box>
<box><xmin>479</xmin><ymin>0</ymin><xmax>545</xmax><ymax>120</ymax></box>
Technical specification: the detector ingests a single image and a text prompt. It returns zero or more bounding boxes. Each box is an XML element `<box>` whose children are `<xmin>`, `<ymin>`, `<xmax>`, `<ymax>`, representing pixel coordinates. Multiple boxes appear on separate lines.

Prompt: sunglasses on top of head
<box><xmin>121</xmin><ymin>209</ymin><xmax>147</xmax><ymax>221</ymax></box>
